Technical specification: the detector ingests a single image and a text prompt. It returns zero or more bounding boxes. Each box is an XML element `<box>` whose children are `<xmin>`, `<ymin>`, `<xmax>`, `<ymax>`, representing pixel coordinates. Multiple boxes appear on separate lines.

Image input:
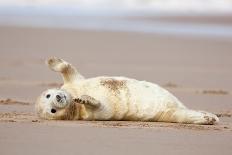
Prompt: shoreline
<box><xmin>1</xmin><ymin>14</ymin><xmax>232</xmax><ymax>39</ymax></box>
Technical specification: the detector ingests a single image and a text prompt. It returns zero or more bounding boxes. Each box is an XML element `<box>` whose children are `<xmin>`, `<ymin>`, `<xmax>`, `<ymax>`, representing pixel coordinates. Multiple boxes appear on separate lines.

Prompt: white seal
<box><xmin>35</xmin><ymin>57</ymin><xmax>219</xmax><ymax>125</ymax></box>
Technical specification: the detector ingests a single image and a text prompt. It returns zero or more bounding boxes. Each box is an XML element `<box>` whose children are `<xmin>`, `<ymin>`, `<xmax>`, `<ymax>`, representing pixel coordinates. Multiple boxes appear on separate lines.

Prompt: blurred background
<box><xmin>0</xmin><ymin>0</ymin><xmax>231</xmax><ymax>111</ymax></box>
<box><xmin>0</xmin><ymin>1</ymin><xmax>232</xmax><ymax>155</ymax></box>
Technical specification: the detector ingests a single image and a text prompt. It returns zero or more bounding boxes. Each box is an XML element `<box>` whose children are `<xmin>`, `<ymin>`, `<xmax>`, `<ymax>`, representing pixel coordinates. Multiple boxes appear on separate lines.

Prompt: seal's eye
<box><xmin>51</xmin><ymin>109</ymin><xmax>56</xmax><ymax>113</ymax></box>
<box><xmin>46</xmin><ymin>94</ymin><xmax>51</xmax><ymax>99</ymax></box>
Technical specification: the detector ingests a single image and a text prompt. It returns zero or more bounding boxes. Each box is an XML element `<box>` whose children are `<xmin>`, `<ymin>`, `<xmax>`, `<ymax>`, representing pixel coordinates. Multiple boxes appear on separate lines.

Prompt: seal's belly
<box><xmin>62</xmin><ymin>77</ymin><xmax>184</xmax><ymax>121</ymax></box>
<box><xmin>94</xmin><ymin>78</ymin><xmax>183</xmax><ymax>121</ymax></box>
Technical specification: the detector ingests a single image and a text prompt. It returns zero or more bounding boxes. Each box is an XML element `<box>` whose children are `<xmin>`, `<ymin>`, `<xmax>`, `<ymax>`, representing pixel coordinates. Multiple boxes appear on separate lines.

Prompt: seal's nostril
<box><xmin>56</xmin><ymin>95</ymin><xmax>62</xmax><ymax>101</ymax></box>
<box><xmin>51</xmin><ymin>109</ymin><xmax>56</xmax><ymax>113</ymax></box>
<box><xmin>56</xmin><ymin>95</ymin><xmax>61</xmax><ymax>99</ymax></box>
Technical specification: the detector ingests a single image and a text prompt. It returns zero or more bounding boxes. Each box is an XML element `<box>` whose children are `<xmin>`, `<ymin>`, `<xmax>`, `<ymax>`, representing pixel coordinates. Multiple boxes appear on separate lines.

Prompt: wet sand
<box><xmin>0</xmin><ymin>22</ymin><xmax>232</xmax><ymax>154</ymax></box>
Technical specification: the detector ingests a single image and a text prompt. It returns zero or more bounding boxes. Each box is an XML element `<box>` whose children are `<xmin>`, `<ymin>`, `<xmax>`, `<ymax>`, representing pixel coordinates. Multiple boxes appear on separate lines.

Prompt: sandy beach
<box><xmin>0</xmin><ymin>15</ymin><xmax>232</xmax><ymax>154</ymax></box>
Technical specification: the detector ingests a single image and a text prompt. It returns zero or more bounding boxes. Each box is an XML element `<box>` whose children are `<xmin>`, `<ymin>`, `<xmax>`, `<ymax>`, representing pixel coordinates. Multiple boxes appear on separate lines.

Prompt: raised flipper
<box><xmin>74</xmin><ymin>95</ymin><xmax>101</xmax><ymax>109</ymax></box>
<box><xmin>47</xmin><ymin>57</ymin><xmax>85</xmax><ymax>84</ymax></box>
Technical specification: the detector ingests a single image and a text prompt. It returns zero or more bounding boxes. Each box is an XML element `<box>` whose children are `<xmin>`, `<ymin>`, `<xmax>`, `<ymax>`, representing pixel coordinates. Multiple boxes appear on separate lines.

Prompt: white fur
<box><xmin>35</xmin><ymin>57</ymin><xmax>219</xmax><ymax>125</ymax></box>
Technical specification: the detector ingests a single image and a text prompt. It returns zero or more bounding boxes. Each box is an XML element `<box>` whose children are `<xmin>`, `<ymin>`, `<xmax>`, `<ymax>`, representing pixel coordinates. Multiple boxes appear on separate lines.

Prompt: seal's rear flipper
<box><xmin>74</xmin><ymin>95</ymin><xmax>101</xmax><ymax>109</ymax></box>
<box><xmin>157</xmin><ymin>108</ymin><xmax>219</xmax><ymax>125</ymax></box>
<box><xmin>47</xmin><ymin>57</ymin><xmax>85</xmax><ymax>84</ymax></box>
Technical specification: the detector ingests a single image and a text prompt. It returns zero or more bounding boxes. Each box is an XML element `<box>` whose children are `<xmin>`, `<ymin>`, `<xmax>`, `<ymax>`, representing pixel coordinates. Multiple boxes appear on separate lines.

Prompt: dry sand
<box><xmin>0</xmin><ymin>18</ymin><xmax>232</xmax><ymax>154</ymax></box>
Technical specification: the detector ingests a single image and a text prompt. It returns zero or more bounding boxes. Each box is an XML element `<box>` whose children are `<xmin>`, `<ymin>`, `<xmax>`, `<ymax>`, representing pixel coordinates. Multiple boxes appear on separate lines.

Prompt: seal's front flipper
<box><xmin>74</xmin><ymin>95</ymin><xmax>101</xmax><ymax>109</ymax></box>
<box><xmin>47</xmin><ymin>57</ymin><xmax>85</xmax><ymax>84</ymax></box>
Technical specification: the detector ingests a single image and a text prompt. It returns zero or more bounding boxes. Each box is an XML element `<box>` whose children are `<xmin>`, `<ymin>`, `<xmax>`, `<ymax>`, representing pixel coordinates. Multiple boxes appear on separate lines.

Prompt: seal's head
<box><xmin>35</xmin><ymin>88</ymin><xmax>76</xmax><ymax>120</ymax></box>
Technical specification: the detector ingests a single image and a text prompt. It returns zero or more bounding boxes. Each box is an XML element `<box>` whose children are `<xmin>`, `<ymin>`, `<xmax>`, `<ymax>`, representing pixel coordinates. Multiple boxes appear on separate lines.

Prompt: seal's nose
<box><xmin>56</xmin><ymin>95</ymin><xmax>62</xmax><ymax>102</ymax></box>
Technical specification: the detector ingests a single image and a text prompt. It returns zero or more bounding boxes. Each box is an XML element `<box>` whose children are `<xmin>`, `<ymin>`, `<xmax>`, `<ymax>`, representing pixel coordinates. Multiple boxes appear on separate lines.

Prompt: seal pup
<box><xmin>35</xmin><ymin>57</ymin><xmax>219</xmax><ymax>125</ymax></box>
